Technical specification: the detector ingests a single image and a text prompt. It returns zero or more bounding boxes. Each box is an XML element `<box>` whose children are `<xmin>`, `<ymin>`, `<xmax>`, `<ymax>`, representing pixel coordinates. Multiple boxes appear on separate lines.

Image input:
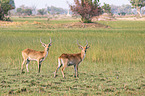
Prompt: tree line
<box><xmin>0</xmin><ymin>0</ymin><xmax>145</xmax><ymax>22</ymax></box>
<box><xmin>16</xmin><ymin>5</ymin><xmax>68</xmax><ymax>16</ymax></box>
<box><xmin>14</xmin><ymin>4</ymin><xmax>143</xmax><ymax>16</ymax></box>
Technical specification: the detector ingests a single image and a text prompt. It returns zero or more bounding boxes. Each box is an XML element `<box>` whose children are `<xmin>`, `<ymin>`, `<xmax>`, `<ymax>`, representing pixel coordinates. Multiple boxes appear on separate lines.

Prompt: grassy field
<box><xmin>0</xmin><ymin>17</ymin><xmax>145</xmax><ymax>95</ymax></box>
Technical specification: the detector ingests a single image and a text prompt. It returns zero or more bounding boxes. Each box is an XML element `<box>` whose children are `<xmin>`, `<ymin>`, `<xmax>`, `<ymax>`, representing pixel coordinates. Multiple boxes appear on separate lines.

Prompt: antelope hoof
<box><xmin>54</xmin><ymin>75</ymin><xmax>58</xmax><ymax>78</ymax></box>
<box><xmin>54</xmin><ymin>72</ymin><xmax>57</xmax><ymax>78</ymax></box>
<box><xmin>21</xmin><ymin>70</ymin><xmax>25</xmax><ymax>74</ymax></box>
<box><xmin>74</xmin><ymin>75</ymin><xmax>79</xmax><ymax>78</ymax></box>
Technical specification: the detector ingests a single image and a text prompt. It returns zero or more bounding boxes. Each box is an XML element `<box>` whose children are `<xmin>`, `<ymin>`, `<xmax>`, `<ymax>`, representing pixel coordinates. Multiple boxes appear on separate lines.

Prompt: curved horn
<box><xmin>77</xmin><ymin>40</ymin><xmax>83</xmax><ymax>48</ymax></box>
<box><xmin>85</xmin><ymin>40</ymin><xmax>88</xmax><ymax>47</ymax></box>
<box><xmin>40</xmin><ymin>38</ymin><xmax>45</xmax><ymax>45</ymax></box>
<box><xmin>49</xmin><ymin>38</ymin><xmax>52</xmax><ymax>44</ymax></box>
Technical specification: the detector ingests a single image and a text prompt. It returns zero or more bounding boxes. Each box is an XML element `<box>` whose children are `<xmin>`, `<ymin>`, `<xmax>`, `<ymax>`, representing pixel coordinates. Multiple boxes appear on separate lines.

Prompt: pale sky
<box><xmin>14</xmin><ymin>0</ymin><xmax>131</xmax><ymax>9</ymax></box>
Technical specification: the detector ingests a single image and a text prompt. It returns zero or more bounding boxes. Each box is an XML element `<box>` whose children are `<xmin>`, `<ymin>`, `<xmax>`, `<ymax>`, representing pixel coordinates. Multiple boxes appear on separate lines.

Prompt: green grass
<box><xmin>0</xmin><ymin>18</ymin><xmax>145</xmax><ymax>95</ymax></box>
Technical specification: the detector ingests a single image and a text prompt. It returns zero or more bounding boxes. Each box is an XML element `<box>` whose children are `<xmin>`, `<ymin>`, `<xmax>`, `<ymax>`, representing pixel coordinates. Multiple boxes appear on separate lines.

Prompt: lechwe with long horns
<box><xmin>21</xmin><ymin>38</ymin><xmax>52</xmax><ymax>73</ymax></box>
<box><xmin>54</xmin><ymin>40</ymin><xmax>90</xmax><ymax>78</ymax></box>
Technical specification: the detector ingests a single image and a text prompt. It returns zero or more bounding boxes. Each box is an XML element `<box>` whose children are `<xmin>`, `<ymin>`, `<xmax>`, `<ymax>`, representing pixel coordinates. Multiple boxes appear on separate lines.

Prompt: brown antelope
<box><xmin>54</xmin><ymin>40</ymin><xmax>90</xmax><ymax>78</ymax></box>
<box><xmin>21</xmin><ymin>38</ymin><xmax>52</xmax><ymax>73</ymax></box>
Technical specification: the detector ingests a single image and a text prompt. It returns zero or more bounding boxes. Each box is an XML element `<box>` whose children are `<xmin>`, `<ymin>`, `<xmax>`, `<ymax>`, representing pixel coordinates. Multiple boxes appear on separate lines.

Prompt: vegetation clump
<box><xmin>0</xmin><ymin>0</ymin><xmax>15</xmax><ymax>21</ymax></box>
<box><xmin>70</xmin><ymin>0</ymin><xmax>102</xmax><ymax>23</ymax></box>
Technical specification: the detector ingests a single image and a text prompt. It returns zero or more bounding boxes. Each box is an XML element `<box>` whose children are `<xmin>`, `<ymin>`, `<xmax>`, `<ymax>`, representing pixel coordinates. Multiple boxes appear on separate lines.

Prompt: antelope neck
<box><xmin>81</xmin><ymin>50</ymin><xmax>86</xmax><ymax>61</ymax></box>
<box><xmin>43</xmin><ymin>48</ymin><xmax>49</xmax><ymax>58</ymax></box>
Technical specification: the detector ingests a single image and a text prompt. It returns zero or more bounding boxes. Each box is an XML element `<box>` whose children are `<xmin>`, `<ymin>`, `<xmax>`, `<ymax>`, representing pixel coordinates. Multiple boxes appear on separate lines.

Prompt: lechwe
<box><xmin>54</xmin><ymin>40</ymin><xmax>90</xmax><ymax>78</ymax></box>
<box><xmin>21</xmin><ymin>38</ymin><xmax>52</xmax><ymax>73</ymax></box>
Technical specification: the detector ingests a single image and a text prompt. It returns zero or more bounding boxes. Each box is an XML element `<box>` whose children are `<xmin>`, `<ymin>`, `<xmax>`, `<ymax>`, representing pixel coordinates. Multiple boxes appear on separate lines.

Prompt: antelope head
<box><xmin>40</xmin><ymin>38</ymin><xmax>52</xmax><ymax>51</ymax></box>
<box><xmin>77</xmin><ymin>40</ymin><xmax>90</xmax><ymax>53</ymax></box>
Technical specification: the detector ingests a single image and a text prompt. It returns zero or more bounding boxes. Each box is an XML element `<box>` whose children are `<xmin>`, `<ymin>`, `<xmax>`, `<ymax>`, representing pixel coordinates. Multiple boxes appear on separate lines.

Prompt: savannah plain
<box><xmin>0</xmin><ymin>17</ymin><xmax>145</xmax><ymax>95</ymax></box>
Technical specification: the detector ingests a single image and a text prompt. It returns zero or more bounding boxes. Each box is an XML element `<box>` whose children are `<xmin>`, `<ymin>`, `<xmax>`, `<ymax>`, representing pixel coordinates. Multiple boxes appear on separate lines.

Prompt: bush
<box><xmin>0</xmin><ymin>0</ymin><xmax>15</xmax><ymax>21</ymax></box>
<box><xmin>70</xmin><ymin>0</ymin><xmax>102</xmax><ymax>23</ymax></box>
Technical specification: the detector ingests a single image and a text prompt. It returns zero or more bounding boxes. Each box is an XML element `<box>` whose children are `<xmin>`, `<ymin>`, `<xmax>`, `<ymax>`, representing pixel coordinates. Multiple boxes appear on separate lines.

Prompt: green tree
<box><xmin>130</xmin><ymin>0</ymin><xmax>145</xmax><ymax>17</ymax></box>
<box><xmin>111</xmin><ymin>4</ymin><xmax>132</xmax><ymax>15</ymax></box>
<box><xmin>16</xmin><ymin>5</ymin><xmax>33</xmax><ymax>16</ymax></box>
<box><xmin>38</xmin><ymin>8</ymin><xmax>46</xmax><ymax>15</ymax></box>
<box><xmin>47</xmin><ymin>6</ymin><xmax>67</xmax><ymax>14</ymax></box>
<box><xmin>0</xmin><ymin>0</ymin><xmax>15</xmax><ymax>20</ymax></box>
<box><xmin>16</xmin><ymin>8</ymin><xmax>22</xmax><ymax>16</ymax></box>
<box><xmin>102</xmin><ymin>3</ymin><xmax>111</xmax><ymax>13</ymax></box>
<box><xmin>70</xmin><ymin>0</ymin><xmax>102</xmax><ymax>23</ymax></box>
<box><xmin>24</xmin><ymin>8</ymin><xmax>32</xmax><ymax>16</ymax></box>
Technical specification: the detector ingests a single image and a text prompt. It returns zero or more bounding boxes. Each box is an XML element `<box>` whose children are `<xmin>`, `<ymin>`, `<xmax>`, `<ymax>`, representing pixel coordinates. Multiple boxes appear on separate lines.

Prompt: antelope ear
<box><xmin>48</xmin><ymin>43</ymin><xmax>52</xmax><ymax>47</ymax></box>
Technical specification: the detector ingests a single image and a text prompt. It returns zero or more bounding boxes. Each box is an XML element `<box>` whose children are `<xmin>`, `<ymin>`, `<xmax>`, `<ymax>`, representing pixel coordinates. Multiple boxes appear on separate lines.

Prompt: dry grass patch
<box><xmin>60</xmin><ymin>22</ymin><xmax>109</xmax><ymax>28</ymax></box>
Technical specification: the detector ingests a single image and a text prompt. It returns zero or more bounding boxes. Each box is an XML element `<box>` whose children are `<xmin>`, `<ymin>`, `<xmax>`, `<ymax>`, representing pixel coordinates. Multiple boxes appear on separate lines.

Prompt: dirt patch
<box><xmin>0</xmin><ymin>21</ymin><xmax>29</xmax><ymax>27</ymax></box>
<box><xmin>0</xmin><ymin>21</ymin><xmax>109</xmax><ymax>29</ymax></box>
<box><xmin>61</xmin><ymin>22</ymin><xmax>109</xmax><ymax>28</ymax></box>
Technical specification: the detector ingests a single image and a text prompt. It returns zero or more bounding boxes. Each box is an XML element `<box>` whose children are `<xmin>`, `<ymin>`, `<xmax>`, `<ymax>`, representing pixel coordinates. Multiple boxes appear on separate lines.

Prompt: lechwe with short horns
<box><xmin>21</xmin><ymin>38</ymin><xmax>52</xmax><ymax>73</ymax></box>
<box><xmin>54</xmin><ymin>40</ymin><xmax>90</xmax><ymax>78</ymax></box>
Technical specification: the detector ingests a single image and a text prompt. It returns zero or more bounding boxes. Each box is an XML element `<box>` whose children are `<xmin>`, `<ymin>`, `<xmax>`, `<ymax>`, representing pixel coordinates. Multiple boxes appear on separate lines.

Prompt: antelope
<box><xmin>21</xmin><ymin>38</ymin><xmax>52</xmax><ymax>73</ymax></box>
<box><xmin>54</xmin><ymin>40</ymin><xmax>90</xmax><ymax>78</ymax></box>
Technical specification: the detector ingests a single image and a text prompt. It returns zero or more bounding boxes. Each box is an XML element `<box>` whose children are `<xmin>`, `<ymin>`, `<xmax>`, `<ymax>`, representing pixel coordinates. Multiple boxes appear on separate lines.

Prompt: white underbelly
<box><xmin>68</xmin><ymin>61</ymin><xmax>74</xmax><ymax>66</ymax></box>
<box><xmin>28</xmin><ymin>57</ymin><xmax>37</xmax><ymax>61</ymax></box>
